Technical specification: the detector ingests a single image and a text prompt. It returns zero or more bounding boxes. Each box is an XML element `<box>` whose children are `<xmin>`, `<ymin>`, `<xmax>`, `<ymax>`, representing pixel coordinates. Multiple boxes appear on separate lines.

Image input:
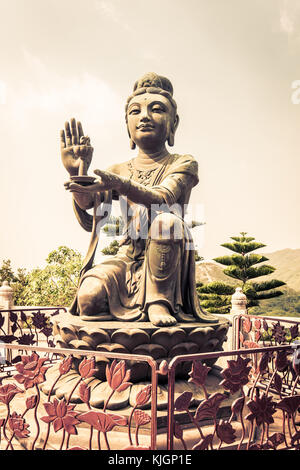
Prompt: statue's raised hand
<box><xmin>60</xmin><ymin>118</ymin><xmax>93</xmax><ymax>176</ymax></box>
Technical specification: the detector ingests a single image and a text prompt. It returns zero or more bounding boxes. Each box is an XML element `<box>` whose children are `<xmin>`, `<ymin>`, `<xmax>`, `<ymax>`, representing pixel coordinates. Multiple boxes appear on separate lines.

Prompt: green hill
<box><xmin>263</xmin><ymin>248</ymin><xmax>300</xmax><ymax>292</ymax></box>
<box><xmin>196</xmin><ymin>248</ymin><xmax>300</xmax><ymax>292</ymax></box>
<box><xmin>196</xmin><ymin>248</ymin><xmax>300</xmax><ymax>317</ymax></box>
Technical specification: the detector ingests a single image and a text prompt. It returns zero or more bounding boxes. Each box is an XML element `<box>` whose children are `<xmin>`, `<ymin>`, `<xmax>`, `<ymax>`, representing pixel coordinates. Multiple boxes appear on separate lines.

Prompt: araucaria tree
<box><xmin>214</xmin><ymin>232</ymin><xmax>285</xmax><ymax>308</ymax></box>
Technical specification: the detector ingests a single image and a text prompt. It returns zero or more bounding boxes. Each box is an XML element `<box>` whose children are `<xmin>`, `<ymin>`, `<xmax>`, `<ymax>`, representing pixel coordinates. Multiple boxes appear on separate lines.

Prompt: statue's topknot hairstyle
<box><xmin>125</xmin><ymin>72</ymin><xmax>177</xmax><ymax>121</ymax></box>
<box><xmin>133</xmin><ymin>72</ymin><xmax>173</xmax><ymax>95</ymax></box>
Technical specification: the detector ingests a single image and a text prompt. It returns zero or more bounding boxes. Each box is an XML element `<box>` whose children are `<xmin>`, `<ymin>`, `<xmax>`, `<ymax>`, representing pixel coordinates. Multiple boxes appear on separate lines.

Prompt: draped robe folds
<box><xmin>69</xmin><ymin>153</ymin><xmax>216</xmax><ymax>323</ymax></box>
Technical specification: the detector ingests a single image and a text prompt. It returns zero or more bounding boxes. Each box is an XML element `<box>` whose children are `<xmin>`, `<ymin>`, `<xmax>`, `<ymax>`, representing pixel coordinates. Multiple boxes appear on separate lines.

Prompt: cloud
<box><xmin>278</xmin><ymin>0</ymin><xmax>300</xmax><ymax>39</ymax></box>
<box><xmin>94</xmin><ymin>0</ymin><xmax>131</xmax><ymax>31</ymax></box>
<box><xmin>9</xmin><ymin>49</ymin><xmax>123</xmax><ymax>127</ymax></box>
<box><xmin>279</xmin><ymin>2</ymin><xmax>294</xmax><ymax>34</ymax></box>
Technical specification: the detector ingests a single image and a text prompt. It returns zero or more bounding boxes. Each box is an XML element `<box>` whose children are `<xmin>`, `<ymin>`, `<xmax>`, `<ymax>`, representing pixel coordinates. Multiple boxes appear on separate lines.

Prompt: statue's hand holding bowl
<box><xmin>66</xmin><ymin>169</ymin><xmax>122</xmax><ymax>194</ymax></box>
<box><xmin>60</xmin><ymin>118</ymin><xmax>94</xmax><ymax>177</ymax></box>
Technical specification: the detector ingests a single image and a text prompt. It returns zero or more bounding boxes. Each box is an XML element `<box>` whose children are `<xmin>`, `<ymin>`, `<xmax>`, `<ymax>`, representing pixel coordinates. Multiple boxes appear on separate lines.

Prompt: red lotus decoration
<box><xmin>59</xmin><ymin>356</ymin><xmax>73</xmax><ymax>375</ymax></box>
<box><xmin>8</xmin><ymin>412</ymin><xmax>30</xmax><ymax>439</ymax></box>
<box><xmin>78</xmin><ymin>357</ymin><xmax>98</xmax><ymax>379</ymax></box>
<box><xmin>135</xmin><ymin>384</ymin><xmax>152</xmax><ymax>407</ymax></box>
<box><xmin>133</xmin><ymin>410</ymin><xmax>151</xmax><ymax>426</ymax></box>
<box><xmin>41</xmin><ymin>398</ymin><xmax>80</xmax><ymax>435</ymax></box>
<box><xmin>14</xmin><ymin>353</ymin><xmax>49</xmax><ymax>390</ymax></box>
<box><xmin>106</xmin><ymin>360</ymin><xmax>131</xmax><ymax>392</ymax></box>
<box><xmin>78</xmin><ymin>410</ymin><xmax>127</xmax><ymax>432</ymax></box>
<box><xmin>0</xmin><ymin>384</ymin><xmax>23</xmax><ymax>405</ymax></box>
<box><xmin>221</xmin><ymin>356</ymin><xmax>251</xmax><ymax>394</ymax></box>
<box><xmin>188</xmin><ymin>361</ymin><xmax>211</xmax><ymax>387</ymax></box>
<box><xmin>216</xmin><ymin>420</ymin><xmax>236</xmax><ymax>444</ymax></box>
<box><xmin>246</xmin><ymin>393</ymin><xmax>276</xmax><ymax>427</ymax></box>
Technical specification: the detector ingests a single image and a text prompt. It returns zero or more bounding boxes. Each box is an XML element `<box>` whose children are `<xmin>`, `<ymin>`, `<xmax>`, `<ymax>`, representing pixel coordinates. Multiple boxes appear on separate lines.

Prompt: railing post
<box><xmin>167</xmin><ymin>365</ymin><xmax>176</xmax><ymax>450</ymax></box>
<box><xmin>0</xmin><ymin>281</ymin><xmax>14</xmax><ymax>333</ymax></box>
<box><xmin>230</xmin><ymin>287</ymin><xmax>247</xmax><ymax>315</ymax></box>
<box><xmin>0</xmin><ymin>281</ymin><xmax>14</xmax><ymax>363</ymax></box>
<box><xmin>230</xmin><ymin>287</ymin><xmax>247</xmax><ymax>350</ymax></box>
<box><xmin>0</xmin><ymin>280</ymin><xmax>14</xmax><ymax>309</ymax></box>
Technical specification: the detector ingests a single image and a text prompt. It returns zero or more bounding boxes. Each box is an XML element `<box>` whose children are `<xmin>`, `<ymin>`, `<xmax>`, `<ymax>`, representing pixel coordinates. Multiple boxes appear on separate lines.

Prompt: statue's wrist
<box><xmin>118</xmin><ymin>176</ymin><xmax>131</xmax><ymax>195</ymax></box>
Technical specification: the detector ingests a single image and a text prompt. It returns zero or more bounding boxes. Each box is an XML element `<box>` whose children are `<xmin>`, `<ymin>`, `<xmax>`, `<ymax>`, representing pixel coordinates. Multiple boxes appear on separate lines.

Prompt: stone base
<box><xmin>51</xmin><ymin>312</ymin><xmax>230</xmax><ymax>383</ymax></box>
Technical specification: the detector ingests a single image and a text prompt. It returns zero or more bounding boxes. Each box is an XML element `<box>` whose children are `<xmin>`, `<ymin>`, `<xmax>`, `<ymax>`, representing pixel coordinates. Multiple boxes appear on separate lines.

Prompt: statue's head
<box><xmin>125</xmin><ymin>72</ymin><xmax>179</xmax><ymax>150</ymax></box>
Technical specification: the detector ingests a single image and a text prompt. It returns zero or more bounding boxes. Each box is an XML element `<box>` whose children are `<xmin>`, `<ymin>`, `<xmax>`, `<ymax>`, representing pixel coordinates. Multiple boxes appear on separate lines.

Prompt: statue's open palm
<box><xmin>60</xmin><ymin>118</ymin><xmax>93</xmax><ymax>176</ymax></box>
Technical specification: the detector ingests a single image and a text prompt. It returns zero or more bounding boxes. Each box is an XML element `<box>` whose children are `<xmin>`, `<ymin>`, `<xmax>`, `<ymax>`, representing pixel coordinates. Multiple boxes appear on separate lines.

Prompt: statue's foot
<box><xmin>148</xmin><ymin>303</ymin><xmax>177</xmax><ymax>327</ymax></box>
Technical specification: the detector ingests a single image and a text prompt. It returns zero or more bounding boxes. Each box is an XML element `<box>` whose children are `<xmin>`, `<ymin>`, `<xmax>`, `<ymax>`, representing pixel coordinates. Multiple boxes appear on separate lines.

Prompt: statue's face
<box><xmin>127</xmin><ymin>93</ymin><xmax>175</xmax><ymax>150</ymax></box>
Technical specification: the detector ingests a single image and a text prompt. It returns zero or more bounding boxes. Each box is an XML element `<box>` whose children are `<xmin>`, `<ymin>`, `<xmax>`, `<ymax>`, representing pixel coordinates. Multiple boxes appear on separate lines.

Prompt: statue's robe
<box><xmin>70</xmin><ymin>153</ymin><xmax>216</xmax><ymax>323</ymax></box>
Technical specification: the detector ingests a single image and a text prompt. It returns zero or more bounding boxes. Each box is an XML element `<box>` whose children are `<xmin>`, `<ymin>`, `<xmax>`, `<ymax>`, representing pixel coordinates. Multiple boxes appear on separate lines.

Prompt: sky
<box><xmin>1</xmin><ymin>0</ymin><xmax>300</xmax><ymax>271</ymax></box>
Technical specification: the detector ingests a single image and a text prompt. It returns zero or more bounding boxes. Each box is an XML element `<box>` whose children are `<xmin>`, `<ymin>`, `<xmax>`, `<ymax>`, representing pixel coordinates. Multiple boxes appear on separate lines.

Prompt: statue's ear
<box><xmin>173</xmin><ymin>114</ymin><xmax>179</xmax><ymax>132</ymax></box>
<box><xmin>127</xmin><ymin>125</ymin><xmax>136</xmax><ymax>150</ymax></box>
<box><xmin>168</xmin><ymin>114</ymin><xmax>179</xmax><ymax>147</ymax></box>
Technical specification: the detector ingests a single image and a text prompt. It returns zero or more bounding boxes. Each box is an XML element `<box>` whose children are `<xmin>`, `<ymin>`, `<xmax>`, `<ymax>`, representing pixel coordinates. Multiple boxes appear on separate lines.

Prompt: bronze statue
<box><xmin>61</xmin><ymin>72</ymin><xmax>216</xmax><ymax>327</ymax></box>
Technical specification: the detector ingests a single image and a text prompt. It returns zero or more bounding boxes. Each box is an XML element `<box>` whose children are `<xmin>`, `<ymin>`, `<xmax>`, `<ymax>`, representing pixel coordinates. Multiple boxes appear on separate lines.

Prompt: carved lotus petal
<box><xmin>69</xmin><ymin>340</ymin><xmax>91</xmax><ymax>350</ymax></box>
<box><xmin>111</xmin><ymin>329</ymin><xmax>150</xmax><ymax>352</ymax></box>
<box><xmin>96</xmin><ymin>343</ymin><xmax>129</xmax><ymax>354</ymax></box>
<box><xmin>132</xmin><ymin>343</ymin><xmax>167</xmax><ymax>360</ymax></box>
<box><xmin>152</xmin><ymin>328</ymin><xmax>186</xmax><ymax>352</ymax></box>
<box><xmin>78</xmin><ymin>328</ymin><xmax>110</xmax><ymax>348</ymax></box>
<box><xmin>58</xmin><ymin>324</ymin><xmax>78</xmax><ymax>344</ymax></box>
<box><xmin>169</xmin><ymin>342</ymin><xmax>199</xmax><ymax>358</ymax></box>
<box><xmin>188</xmin><ymin>327</ymin><xmax>214</xmax><ymax>348</ymax></box>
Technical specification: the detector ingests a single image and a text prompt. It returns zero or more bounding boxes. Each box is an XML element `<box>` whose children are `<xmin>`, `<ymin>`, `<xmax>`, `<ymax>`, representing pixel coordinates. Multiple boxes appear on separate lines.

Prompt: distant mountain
<box><xmin>196</xmin><ymin>261</ymin><xmax>235</xmax><ymax>285</ymax></box>
<box><xmin>196</xmin><ymin>248</ymin><xmax>300</xmax><ymax>292</ymax></box>
<box><xmin>263</xmin><ymin>249</ymin><xmax>300</xmax><ymax>292</ymax></box>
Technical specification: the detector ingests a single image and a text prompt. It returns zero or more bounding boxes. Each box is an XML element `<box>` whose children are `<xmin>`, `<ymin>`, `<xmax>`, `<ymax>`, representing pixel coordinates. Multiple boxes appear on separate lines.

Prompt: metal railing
<box><xmin>0</xmin><ymin>343</ymin><xmax>159</xmax><ymax>450</ymax></box>
<box><xmin>233</xmin><ymin>313</ymin><xmax>300</xmax><ymax>349</ymax></box>
<box><xmin>0</xmin><ymin>309</ymin><xmax>299</xmax><ymax>450</ymax></box>
<box><xmin>166</xmin><ymin>343</ymin><xmax>300</xmax><ymax>450</ymax></box>
<box><xmin>0</xmin><ymin>341</ymin><xmax>299</xmax><ymax>450</ymax></box>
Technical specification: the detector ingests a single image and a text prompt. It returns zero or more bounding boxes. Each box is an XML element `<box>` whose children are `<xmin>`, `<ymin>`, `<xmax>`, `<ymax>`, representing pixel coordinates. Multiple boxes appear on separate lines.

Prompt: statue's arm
<box><xmin>68</xmin><ymin>156</ymin><xmax>199</xmax><ymax>208</ymax></box>
<box><xmin>118</xmin><ymin>157</ymin><xmax>199</xmax><ymax>207</ymax></box>
<box><xmin>64</xmin><ymin>181</ymin><xmax>95</xmax><ymax>210</ymax></box>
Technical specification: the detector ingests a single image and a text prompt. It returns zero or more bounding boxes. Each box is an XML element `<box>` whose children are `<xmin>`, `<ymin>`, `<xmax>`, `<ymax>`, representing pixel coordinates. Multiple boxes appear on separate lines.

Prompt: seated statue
<box><xmin>61</xmin><ymin>72</ymin><xmax>216</xmax><ymax>327</ymax></box>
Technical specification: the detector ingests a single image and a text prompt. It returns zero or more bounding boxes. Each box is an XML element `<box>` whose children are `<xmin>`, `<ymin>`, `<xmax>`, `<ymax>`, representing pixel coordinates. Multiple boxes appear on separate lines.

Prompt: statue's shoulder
<box><xmin>171</xmin><ymin>153</ymin><xmax>197</xmax><ymax>163</ymax></box>
<box><xmin>106</xmin><ymin>162</ymin><xmax>124</xmax><ymax>175</ymax></box>
<box><xmin>169</xmin><ymin>153</ymin><xmax>198</xmax><ymax>172</ymax></box>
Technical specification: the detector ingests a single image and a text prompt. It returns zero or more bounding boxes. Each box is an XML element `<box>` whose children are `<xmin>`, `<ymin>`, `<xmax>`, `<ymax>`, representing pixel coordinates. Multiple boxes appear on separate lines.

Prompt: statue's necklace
<box><xmin>128</xmin><ymin>155</ymin><xmax>170</xmax><ymax>187</ymax></box>
<box><xmin>127</xmin><ymin>159</ymin><xmax>159</xmax><ymax>187</ymax></box>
